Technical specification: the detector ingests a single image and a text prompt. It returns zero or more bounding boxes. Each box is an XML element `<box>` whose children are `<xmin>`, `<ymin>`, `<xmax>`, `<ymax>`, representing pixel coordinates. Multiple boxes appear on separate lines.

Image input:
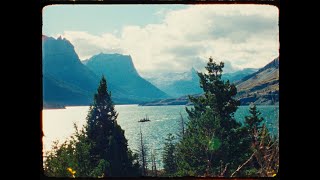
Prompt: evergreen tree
<box><xmin>86</xmin><ymin>75</ymin><xmax>139</xmax><ymax>177</ymax></box>
<box><xmin>243</xmin><ymin>104</ymin><xmax>279</xmax><ymax>177</ymax></box>
<box><xmin>245</xmin><ymin>103</ymin><xmax>264</xmax><ymax>143</ymax></box>
<box><xmin>162</xmin><ymin>133</ymin><xmax>177</xmax><ymax>176</ymax></box>
<box><xmin>71</xmin><ymin>123</ymin><xmax>96</xmax><ymax>177</ymax></box>
<box><xmin>44</xmin><ymin>76</ymin><xmax>140</xmax><ymax>177</ymax></box>
<box><xmin>175</xmin><ymin>57</ymin><xmax>251</xmax><ymax>176</ymax></box>
<box><xmin>245</xmin><ymin>103</ymin><xmax>264</xmax><ymax>128</ymax></box>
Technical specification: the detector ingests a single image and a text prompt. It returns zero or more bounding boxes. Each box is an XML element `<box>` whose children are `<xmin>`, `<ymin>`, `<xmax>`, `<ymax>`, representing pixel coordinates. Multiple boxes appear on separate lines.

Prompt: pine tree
<box><xmin>245</xmin><ymin>103</ymin><xmax>264</xmax><ymax>143</ymax></box>
<box><xmin>44</xmin><ymin>76</ymin><xmax>140</xmax><ymax>177</ymax></box>
<box><xmin>186</xmin><ymin>58</ymin><xmax>239</xmax><ymax>123</ymax></box>
<box><xmin>175</xmin><ymin>57</ymin><xmax>251</xmax><ymax>176</ymax></box>
<box><xmin>243</xmin><ymin>104</ymin><xmax>279</xmax><ymax>177</ymax></box>
<box><xmin>162</xmin><ymin>133</ymin><xmax>177</xmax><ymax>176</ymax></box>
<box><xmin>86</xmin><ymin>75</ymin><xmax>139</xmax><ymax>177</ymax></box>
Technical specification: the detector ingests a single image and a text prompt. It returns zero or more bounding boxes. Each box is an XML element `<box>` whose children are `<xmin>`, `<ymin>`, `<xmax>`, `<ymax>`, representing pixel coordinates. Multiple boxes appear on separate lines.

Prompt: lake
<box><xmin>42</xmin><ymin>105</ymin><xmax>279</xmax><ymax>168</ymax></box>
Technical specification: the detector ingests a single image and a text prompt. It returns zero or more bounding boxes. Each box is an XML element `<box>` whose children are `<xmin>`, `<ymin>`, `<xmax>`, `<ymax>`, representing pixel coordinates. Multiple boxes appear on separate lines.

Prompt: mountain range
<box><xmin>146</xmin><ymin>67</ymin><xmax>258</xmax><ymax>98</ymax></box>
<box><xmin>42</xmin><ymin>35</ymin><xmax>278</xmax><ymax>108</ymax></box>
<box><xmin>140</xmin><ymin>57</ymin><xmax>279</xmax><ymax>106</ymax></box>
<box><xmin>42</xmin><ymin>36</ymin><xmax>168</xmax><ymax>108</ymax></box>
<box><xmin>222</xmin><ymin>68</ymin><xmax>258</xmax><ymax>83</ymax></box>
<box><xmin>146</xmin><ymin>68</ymin><xmax>203</xmax><ymax>98</ymax></box>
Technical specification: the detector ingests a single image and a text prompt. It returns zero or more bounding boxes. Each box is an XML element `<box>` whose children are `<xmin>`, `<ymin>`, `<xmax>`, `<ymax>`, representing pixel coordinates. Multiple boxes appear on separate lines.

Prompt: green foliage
<box><xmin>186</xmin><ymin>58</ymin><xmax>240</xmax><ymax>120</ymax></box>
<box><xmin>127</xmin><ymin>149</ymin><xmax>141</xmax><ymax>176</ymax></box>
<box><xmin>90</xmin><ymin>159</ymin><xmax>108</xmax><ymax>177</ymax></box>
<box><xmin>242</xmin><ymin>104</ymin><xmax>279</xmax><ymax>177</ymax></box>
<box><xmin>174</xmin><ymin>57</ymin><xmax>252</xmax><ymax>177</ymax></box>
<box><xmin>44</xmin><ymin>124</ymin><xmax>94</xmax><ymax>177</ymax></box>
<box><xmin>44</xmin><ymin>75</ymin><xmax>140</xmax><ymax>177</ymax></box>
<box><xmin>244</xmin><ymin>167</ymin><xmax>259</xmax><ymax>176</ymax></box>
<box><xmin>245</xmin><ymin>103</ymin><xmax>264</xmax><ymax>132</ymax></box>
<box><xmin>44</xmin><ymin>140</ymin><xmax>74</xmax><ymax>177</ymax></box>
<box><xmin>85</xmin><ymin>75</ymin><xmax>139</xmax><ymax>177</ymax></box>
<box><xmin>208</xmin><ymin>137</ymin><xmax>221</xmax><ymax>151</ymax></box>
<box><xmin>162</xmin><ymin>133</ymin><xmax>177</xmax><ymax>176</ymax></box>
<box><xmin>71</xmin><ymin>124</ymin><xmax>94</xmax><ymax>176</ymax></box>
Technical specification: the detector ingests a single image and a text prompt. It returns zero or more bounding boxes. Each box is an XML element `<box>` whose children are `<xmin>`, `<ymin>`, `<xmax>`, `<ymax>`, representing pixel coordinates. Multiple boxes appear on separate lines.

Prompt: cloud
<box><xmin>57</xmin><ymin>4</ymin><xmax>279</xmax><ymax>77</ymax></box>
<box><xmin>56</xmin><ymin>31</ymin><xmax>124</xmax><ymax>60</ymax></box>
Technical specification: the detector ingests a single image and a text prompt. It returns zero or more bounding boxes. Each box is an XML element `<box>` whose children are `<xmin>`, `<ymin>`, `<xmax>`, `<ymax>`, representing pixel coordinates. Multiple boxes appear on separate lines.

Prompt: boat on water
<box><xmin>138</xmin><ymin>115</ymin><xmax>151</xmax><ymax>122</ymax></box>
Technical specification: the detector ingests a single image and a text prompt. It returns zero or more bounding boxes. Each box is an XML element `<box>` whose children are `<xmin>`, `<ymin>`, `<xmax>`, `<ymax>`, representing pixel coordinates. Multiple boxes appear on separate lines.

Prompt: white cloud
<box><xmin>57</xmin><ymin>4</ymin><xmax>279</xmax><ymax>77</ymax></box>
<box><xmin>56</xmin><ymin>31</ymin><xmax>124</xmax><ymax>60</ymax></box>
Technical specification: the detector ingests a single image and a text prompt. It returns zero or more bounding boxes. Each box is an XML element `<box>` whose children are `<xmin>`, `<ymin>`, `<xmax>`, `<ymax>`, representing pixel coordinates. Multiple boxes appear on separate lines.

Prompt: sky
<box><xmin>43</xmin><ymin>4</ymin><xmax>279</xmax><ymax>77</ymax></box>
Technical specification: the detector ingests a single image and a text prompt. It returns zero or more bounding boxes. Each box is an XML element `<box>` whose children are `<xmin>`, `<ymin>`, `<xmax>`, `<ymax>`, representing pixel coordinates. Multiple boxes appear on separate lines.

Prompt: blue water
<box><xmin>234</xmin><ymin>106</ymin><xmax>279</xmax><ymax>136</ymax></box>
<box><xmin>43</xmin><ymin>105</ymin><xmax>279</xmax><ymax>169</ymax></box>
<box><xmin>115</xmin><ymin>105</ymin><xmax>279</xmax><ymax>168</ymax></box>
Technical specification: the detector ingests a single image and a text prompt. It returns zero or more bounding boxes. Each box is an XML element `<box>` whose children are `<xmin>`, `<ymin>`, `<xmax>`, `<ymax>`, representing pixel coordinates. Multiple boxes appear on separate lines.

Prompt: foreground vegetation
<box><xmin>43</xmin><ymin>57</ymin><xmax>279</xmax><ymax>177</ymax></box>
<box><xmin>44</xmin><ymin>76</ymin><xmax>140</xmax><ymax>177</ymax></box>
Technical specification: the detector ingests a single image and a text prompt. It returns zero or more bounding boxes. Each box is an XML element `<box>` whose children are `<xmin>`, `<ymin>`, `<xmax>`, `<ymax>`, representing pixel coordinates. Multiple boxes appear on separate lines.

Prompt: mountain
<box><xmin>42</xmin><ymin>35</ymin><xmax>100</xmax><ymax>108</ymax></box>
<box><xmin>84</xmin><ymin>53</ymin><xmax>169</xmax><ymax>102</ymax></box>
<box><xmin>139</xmin><ymin>94</ymin><xmax>202</xmax><ymax>106</ymax></box>
<box><xmin>42</xmin><ymin>35</ymin><xmax>278</xmax><ymax>107</ymax></box>
<box><xmin>146</xmin><ymin>67</ymin><xmax>258</xmax><ymax>98</ymax></box>
<box><xmin>146</xmin><ymin>68</ymin><xmax>203</xmax><ymax>98</ymax></box>
<box><xmin>140</xmin><ymin>58</ymin><xmax>279</xmax><ymax>106</ymax></box>
<box><xmin>42</xmin><ymin>36</ymin><xmax>144</xmax><ymax>108</ymax></box>
<box><xmin>43</xmin><ymin>73</ymin><xmax>92</xmax><ymax>107</ymax></box>
<box><xmin>222</xmin><ymin>68</ymin><xmax>258</xmax><ymax>83</ymax></box>
<box><xmin>236</xmin><ymin>57</ymin><xmax>279</xmax><ymax>105</ymax></box>
<box><xmin>43</xmin><ymin>35</ymin><xmax>100</xmax><ymax>92</ymax></box>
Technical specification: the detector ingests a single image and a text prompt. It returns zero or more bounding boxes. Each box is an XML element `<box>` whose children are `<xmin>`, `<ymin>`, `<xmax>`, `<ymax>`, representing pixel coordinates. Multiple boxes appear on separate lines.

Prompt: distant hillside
<box><xmin>84</xmin><ymin>53</ymin><xmax>169</xmax><ymax>102</ymax></box>
<box><xmin>146</xmin><ymin>68</ymin><xmax>203</xmax><ymax>98</ymax></box>
<box><xmin>222</xmin><ymin>68</ymin><xmax>258</xmax><ymax>83</ymax></box>
<box><xmin>147</xmin><ymin>67</ymin><xmax>257</xmax><ymax>98</ymax></box>
<box><xmin>139</xmin><ymin>94</ymin><xmax>202</xmax><ymax>106</ymax></box>
<box><xmin>140</xmin><ymin>58</ymin><xmax>279</xmax><ymax>106</ymax></box>
<box><xmin>43</xmin><ymin>73</ymin><xmax>93</xmax><ymax>106</ymax></box>
<box><xmin>236</xmin><ymin>57</ymin><xmax>279</xmax><ymax>105</ymax></box>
